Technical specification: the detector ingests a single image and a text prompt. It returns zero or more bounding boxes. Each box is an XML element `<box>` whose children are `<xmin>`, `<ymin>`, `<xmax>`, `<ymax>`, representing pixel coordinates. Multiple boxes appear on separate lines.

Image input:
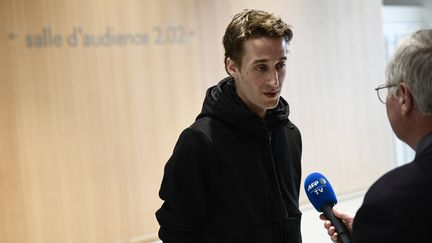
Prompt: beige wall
<box><xmin>286</xmin><ymin>0</ymin><xmax>394</xmax><ymax>195</ymax></box>
<box><xmin>0</xmin><ymin>0</ymin><xmax>395</xmax><ymax>242</ymax></box>
<box><xmin>0</xmin><ymin>0</ymin><xmax>202</xmax><ymax>242</ymax></box>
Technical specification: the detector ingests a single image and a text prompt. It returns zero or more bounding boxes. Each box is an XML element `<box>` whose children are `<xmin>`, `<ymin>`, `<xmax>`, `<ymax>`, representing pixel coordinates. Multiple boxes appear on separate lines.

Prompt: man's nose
<box><xmin>268</xmin><ymin>69</ymin><xmax>279</xmax><ymax>87</ymax></box>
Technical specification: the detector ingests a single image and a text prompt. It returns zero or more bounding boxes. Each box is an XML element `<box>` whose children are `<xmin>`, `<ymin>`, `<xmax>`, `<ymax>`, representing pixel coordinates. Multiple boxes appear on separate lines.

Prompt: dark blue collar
<box><xmin>416</xmin><ymin>132</ymin><xmax>432</xmax><ymax>155</ymax></box>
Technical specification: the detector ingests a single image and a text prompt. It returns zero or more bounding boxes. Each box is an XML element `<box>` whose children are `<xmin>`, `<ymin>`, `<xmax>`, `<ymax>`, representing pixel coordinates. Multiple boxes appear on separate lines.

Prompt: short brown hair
<box><xmin>222</xmin><ymin>9</ymin><xmax>293</xmax><ymax>73</ymax></box>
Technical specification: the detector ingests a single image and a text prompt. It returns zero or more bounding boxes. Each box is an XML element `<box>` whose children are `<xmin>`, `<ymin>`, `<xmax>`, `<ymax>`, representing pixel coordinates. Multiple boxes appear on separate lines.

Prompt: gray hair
<box><xmin>386</xmin><ymin>29</ymin><xmax>432</xmax><ymax>116</ymax></box>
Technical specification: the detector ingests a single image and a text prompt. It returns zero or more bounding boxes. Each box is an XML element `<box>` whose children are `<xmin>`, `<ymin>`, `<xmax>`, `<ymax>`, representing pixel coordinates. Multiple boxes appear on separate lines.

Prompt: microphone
<box><xmin>304</xmin><ymin>172</ymin><xmax>352</xmax><ymax>243</ymax></box>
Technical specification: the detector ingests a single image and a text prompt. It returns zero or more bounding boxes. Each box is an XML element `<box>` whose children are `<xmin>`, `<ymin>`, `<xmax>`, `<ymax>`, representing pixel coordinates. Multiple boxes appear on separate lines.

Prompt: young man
<box><xmin>156</xmin><ymin>9</ymin><xmax>302</xmax><ymax>243</ymax></box>
<box><xmin>321</xmin><ymin>29</ymin><xmax>432</xmax><ymax>242</ymax></box>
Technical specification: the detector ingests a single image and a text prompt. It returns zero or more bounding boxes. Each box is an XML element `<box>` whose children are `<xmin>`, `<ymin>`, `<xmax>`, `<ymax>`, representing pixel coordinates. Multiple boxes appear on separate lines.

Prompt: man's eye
<box><xmin>276</xmin><ymin>62</ymin><xmax>286</xmax><ymax>70</ymax></box>
<box><xmin>256</xmin><ymin>65</ymin><xmax>267</xmax><ymax>71</ymax></box>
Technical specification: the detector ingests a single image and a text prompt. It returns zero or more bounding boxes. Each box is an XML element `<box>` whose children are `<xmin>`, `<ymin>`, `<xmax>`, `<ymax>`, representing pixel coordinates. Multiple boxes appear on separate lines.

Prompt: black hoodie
<box><xmin>156</xmin><ymin>77</ymin><xmax>302</xmax><ymax>243</ymax></box>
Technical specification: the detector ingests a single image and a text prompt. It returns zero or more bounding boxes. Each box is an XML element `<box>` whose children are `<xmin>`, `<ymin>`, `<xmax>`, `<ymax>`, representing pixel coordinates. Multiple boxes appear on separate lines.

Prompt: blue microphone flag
<box><xmin>304</xmin><ymin>172</ymin><xmax>337</xmax><ymax>212</ymax></box>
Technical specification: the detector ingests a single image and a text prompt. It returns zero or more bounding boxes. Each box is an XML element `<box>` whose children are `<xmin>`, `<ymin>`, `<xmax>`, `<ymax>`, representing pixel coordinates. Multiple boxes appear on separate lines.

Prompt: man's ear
<box><xmin>226</xmin><ymin>58</ymin><xmax>238</xmax><ymax>77</ymax></box>
<box><xmin>398</xmin><ymin>82</ymin><xmax>414</xmax><ymax>116</ymax></box>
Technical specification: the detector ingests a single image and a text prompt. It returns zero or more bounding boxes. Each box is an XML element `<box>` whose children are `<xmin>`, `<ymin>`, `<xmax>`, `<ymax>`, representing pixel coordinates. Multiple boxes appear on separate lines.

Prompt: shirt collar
<box><xmin>416</xmin><ymin>132</ymin><xmax>432</xmax><ymax>155</ymax></box>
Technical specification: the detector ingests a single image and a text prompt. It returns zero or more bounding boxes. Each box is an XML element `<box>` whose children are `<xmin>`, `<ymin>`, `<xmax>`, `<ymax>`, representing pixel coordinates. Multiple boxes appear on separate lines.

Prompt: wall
<box><xmin>0</xmin><ymin>0</ymin><xmax>202</xmax><ymax>242</ymax></box>
<box><xmin>0</xmin><ymin>0</ymin><xmax>395</xmax><ymax>242</ymax></box>
<box><xmin>288</xmin><ymin>0</ymin><xmax>394</xmax><ymax>196</ymax></box>
<box><xmin>424</xmin><ymin>0</ymin><xmax>432</xmax><ymax>26</ymax></box>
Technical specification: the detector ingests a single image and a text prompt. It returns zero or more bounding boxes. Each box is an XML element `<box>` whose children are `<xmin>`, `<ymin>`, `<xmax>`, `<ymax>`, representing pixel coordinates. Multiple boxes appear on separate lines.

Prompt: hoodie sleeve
<box><xmin>156</xmin><ymin>128</ymin><xmax>212</xmax><ymax>243</ymax></box>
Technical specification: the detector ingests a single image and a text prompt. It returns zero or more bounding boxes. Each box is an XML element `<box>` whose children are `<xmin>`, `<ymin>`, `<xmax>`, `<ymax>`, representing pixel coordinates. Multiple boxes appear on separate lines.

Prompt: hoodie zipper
<box><xmin>265</xmin><ymin>132</ymin><xmax>289</xmax><ymax>221</ymax></box>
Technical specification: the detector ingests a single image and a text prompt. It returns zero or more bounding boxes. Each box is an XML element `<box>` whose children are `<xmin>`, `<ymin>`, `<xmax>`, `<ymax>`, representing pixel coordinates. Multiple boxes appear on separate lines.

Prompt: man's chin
<box><xmin>265</xmin><ymin>100</ymin><xmax>280</xmax><ymax>110</ymax></box>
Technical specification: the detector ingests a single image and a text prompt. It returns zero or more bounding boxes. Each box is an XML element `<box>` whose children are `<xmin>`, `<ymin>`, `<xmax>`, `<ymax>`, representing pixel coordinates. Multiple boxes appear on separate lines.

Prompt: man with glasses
<box><xmin>321</xmin><ymin>29</ymin><xmax>432</xmax><ymax>242</ymax></box>
<box><xmin>374</xmin><ymin>83</ymin><xmax>397</xmax><ymax>104</ymax></box>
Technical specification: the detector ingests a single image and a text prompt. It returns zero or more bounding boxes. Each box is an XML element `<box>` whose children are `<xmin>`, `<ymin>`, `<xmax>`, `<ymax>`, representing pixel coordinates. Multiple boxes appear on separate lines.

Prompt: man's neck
<box><xmin>406</xmin><ymin>115</ymin><xmax>432</xmax><ymax>151</ymax></box>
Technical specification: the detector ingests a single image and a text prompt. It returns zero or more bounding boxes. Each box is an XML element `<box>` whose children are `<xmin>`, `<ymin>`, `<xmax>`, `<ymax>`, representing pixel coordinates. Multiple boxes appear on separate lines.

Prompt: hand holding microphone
<box><xmin>320</xmin><ymin>208</ymin><xmax>354</xmax><ymax>243</ymax></box>
<box><xmin>304</xmin><ymin>172</ymin><xmax>352</xmax><ymax>243</ymax></box>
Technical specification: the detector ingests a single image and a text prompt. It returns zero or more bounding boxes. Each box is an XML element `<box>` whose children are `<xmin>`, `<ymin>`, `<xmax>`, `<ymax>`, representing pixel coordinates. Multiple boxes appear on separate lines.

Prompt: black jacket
<box><xmin>156</xmin><ymin>77</ymin><xmax>302</xmax><ymax>243</ymax></box>
<box><xmin>352</xmin><ymin>133</ymin><xmax>432</xmax><ymax>242</ymax></box>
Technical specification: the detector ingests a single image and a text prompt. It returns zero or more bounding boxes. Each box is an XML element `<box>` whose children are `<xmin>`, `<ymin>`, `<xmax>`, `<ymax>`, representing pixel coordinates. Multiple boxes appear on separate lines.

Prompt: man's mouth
<box><xmin>263</xmin><ymin>91</ymin><xmax>279</xmax><ymax>98</ymax></box>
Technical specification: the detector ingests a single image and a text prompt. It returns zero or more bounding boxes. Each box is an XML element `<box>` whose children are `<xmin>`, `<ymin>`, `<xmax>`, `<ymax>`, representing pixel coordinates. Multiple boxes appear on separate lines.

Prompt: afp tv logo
<box><xmin>307</xmin><ymin>178</ymin><xmax>328</xmax><ymax>195</ymax></box>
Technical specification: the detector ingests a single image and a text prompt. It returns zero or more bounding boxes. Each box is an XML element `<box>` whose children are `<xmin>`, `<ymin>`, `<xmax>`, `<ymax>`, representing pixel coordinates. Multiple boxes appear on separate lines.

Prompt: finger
<box><xmin>324</xmin><ymin>220</ymin><xmax>332</xmax><ymax>230</ymax></box>
<box><xmin>319</xmin><ymin>213</ymin><xmax>327</xmax><ymax>221</ymax></box>
<box><xmin>333</xmin><ymin>208</ymin><xmax>342</xmax><ymax>217</ymax></box>
<box><xmin>328</xmin><ymin>226</ymin><xmax>336</xmax><ymax>236</ymax></box>
<box><xmin>333</xmin><ymin>208</ymin><xmax>350</xmax><ymax>220</ymax></box>
<box><xmin>331</xmin><ymin>232</ymin><xmax>338</xmax><ymax>243</ymax></box>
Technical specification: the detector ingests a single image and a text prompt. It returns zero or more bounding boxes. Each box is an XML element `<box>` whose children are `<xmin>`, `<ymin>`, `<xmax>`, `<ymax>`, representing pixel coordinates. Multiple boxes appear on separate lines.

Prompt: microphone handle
<box><xmin>322</xmin><ymin>204</ymin><xmax>352</xmax><ymax>243</ymax></box>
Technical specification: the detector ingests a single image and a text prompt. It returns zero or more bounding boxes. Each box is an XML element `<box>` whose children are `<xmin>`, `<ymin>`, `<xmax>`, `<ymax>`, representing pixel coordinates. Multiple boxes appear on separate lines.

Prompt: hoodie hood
<box><xmin>196</xmin><ymin>77</ymin><xmax>292</xmax><ymax>132</ymax></box>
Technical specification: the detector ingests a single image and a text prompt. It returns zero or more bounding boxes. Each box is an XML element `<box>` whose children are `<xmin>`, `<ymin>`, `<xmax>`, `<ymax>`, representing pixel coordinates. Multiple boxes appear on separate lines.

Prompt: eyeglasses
<box><xmin>374</xmin><ymin>84</ymin><xmax>397</xmax><ymax>104</ymax></box>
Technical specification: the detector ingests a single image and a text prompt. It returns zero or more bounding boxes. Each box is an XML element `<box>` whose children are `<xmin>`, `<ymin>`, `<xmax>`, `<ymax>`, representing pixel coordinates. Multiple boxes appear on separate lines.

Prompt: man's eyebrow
<box><xmin>252</xmin><ymin>58</ymin><xmax>268</xmax><ymax>64</ymax></box>
<box><xmin>252</xmin><ymin>56</ymin><xmax>287</xmax><ymax>64</ymax></box>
